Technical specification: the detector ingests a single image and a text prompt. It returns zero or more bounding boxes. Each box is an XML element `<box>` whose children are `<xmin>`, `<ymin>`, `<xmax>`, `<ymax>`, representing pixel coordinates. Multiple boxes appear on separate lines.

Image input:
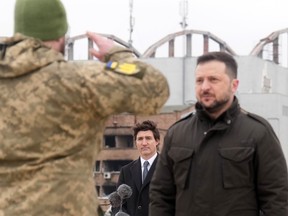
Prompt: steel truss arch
<box><xmin>250</xmin><ymin>28</ymin><xmax>288</xmax><ymax>66</ymax></box>
<box><xmin>142</xmin><ymin>29</ymin><xmax>237</xmax><ymax>58</ymax></box>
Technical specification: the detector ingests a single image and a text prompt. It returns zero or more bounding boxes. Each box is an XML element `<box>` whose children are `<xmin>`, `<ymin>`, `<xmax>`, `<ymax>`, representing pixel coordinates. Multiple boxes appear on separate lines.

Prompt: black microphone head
<box><xmin>117</xmin><ymin>184</ymin><xmax>132</xmax><ymax>200</ymax></box>
<box><xmin>115</xmin><ymin>211</ymin><xmax>129</xmax><ymax>216</ymax></box>
<box><xmin>108</xmin><ymin>191</ymin><xmax>122</xmax><ymax>208</ymax></box>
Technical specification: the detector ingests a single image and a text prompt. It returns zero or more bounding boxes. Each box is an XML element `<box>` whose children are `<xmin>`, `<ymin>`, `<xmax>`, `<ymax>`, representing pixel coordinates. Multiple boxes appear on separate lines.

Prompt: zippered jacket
<box><xmin>150</xmin><ymin>97</ymin><xmax>288</xmax><ymax>216</ymax></box>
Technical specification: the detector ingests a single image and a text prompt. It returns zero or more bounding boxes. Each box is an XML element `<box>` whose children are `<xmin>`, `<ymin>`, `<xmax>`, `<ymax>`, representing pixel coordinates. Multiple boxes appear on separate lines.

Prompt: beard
<box><xmin>199</xmin><ymin>92</ymin><xmax>231</xmax><ymax>114</ymax></box>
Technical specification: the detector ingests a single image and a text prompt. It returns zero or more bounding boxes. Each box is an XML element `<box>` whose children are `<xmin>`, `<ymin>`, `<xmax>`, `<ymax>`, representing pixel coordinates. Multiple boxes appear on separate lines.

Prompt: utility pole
<box><xmin>179</xmin><ymin>0</ymin><xmax>188</xmax><ymax>30</ymax></box>
<box><xmin>179</xmin><ymin>0</ymin><xmax>189</xmax><ymax>104</ymax></box>
<box><xmin>128</xmin><ymin>0</ymin><xmax>135</xmax><ymax>47</ymax></box>
<box><xmin>179</xmin><ymin>0</ymin><xmax>189</xmax><ymax>57</ymax></box>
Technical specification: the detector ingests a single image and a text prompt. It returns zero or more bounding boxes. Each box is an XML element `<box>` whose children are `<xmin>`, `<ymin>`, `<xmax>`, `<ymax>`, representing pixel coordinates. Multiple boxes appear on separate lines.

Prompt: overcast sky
<box><xmin>1</xmin><ymin>0</ymin><xmax>288</xmax><ymax>57</ymax></box>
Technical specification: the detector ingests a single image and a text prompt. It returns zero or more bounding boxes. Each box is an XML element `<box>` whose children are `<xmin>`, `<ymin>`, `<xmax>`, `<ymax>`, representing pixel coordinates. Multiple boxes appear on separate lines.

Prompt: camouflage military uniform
<box><xmin>0</xmin><ymin>34</ymin><xmax>169</xmax><ymax>216</ymax></box>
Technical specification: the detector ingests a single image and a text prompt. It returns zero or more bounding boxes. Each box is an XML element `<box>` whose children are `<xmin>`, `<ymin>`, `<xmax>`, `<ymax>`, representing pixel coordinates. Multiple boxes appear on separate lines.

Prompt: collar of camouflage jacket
<box><xmin>0</xmin><ymin>33</ymin><xmax>65</xmax><ymax>78</ymax></box>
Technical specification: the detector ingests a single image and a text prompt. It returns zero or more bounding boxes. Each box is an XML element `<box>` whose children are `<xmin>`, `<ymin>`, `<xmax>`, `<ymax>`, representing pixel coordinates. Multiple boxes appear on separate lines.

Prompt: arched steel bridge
<box><xmin>142</xmin><ymin>29</ymin><xmax>236</xmax><ymax>57</ymax></box>
<box><xmin>250</xmin><ymin>28</ymin><xmax>288</xmax><ymax>66</ymax></box>
<box><xmin>66</xmin><ymin>28</ymin><xmax>288</xmax><ymax>67</ymax></box>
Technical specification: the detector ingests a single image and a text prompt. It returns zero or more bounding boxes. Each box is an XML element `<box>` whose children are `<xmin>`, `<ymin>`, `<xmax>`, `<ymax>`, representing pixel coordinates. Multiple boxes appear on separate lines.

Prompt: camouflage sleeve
<box><xmin>64</xmin><ymin>47</ymin><xmax>170</xmax><ymax>117</ymax></box>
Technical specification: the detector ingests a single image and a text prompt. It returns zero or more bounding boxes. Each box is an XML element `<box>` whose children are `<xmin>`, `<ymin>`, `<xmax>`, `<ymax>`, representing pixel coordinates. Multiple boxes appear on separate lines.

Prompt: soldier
<box><xmin>0</xmin><ymin>0</ymin><xmax>169</xmax><ymax>216</ymax></box>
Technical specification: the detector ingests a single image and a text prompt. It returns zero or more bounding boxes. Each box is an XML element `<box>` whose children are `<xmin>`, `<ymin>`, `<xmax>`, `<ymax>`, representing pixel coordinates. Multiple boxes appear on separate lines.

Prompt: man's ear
<box><xmin>156</xmin><ymin>140</ymin><xmax>160</xmax><ymax>147</ymax></box>
<box><xmin>231</xmin><ymin>79</ymin><xmax>239</xmax><ymax>93</ymax></box>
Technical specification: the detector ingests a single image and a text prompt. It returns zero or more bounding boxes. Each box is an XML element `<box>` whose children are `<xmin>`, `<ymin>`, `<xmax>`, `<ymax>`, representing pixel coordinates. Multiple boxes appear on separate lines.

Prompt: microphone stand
<box><xmin>115</xmin><ymin>198</ymin><xmax>129</xmax><ymax>216</ymax></box>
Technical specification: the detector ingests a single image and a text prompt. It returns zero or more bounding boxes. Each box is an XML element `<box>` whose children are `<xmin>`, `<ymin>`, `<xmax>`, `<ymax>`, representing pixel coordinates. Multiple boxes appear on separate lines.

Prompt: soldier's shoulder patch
<box><xmin>106</xmin><ymin>61</ymin><xmax>141</xmax><ymax>76</ymax></box>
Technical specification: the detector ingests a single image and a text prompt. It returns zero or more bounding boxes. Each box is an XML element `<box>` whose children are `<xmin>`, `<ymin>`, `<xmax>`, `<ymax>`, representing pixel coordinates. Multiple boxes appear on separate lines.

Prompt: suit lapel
<box><xmin>130</xmin><ymin>158</ymin><xmax>142</xmax><ymax>192</ymax></box>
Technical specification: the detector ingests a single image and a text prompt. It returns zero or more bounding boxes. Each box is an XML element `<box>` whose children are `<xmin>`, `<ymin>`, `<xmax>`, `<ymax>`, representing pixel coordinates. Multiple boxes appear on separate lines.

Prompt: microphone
<box><xmin>108</xmin><ymin>191</ymin><xmax>122</xmax><ymax>208</ymax></box>
<box><xmin>115</xmin><ymin>212</ymin><xmax>129</xmax><ymax>216</ymax></box>
<box><xmin>107</xmin><ymin>184</ymin><xmax>133</xmax><ymax>216</ymax></box>
<box><xmin>117</xmin><ymin>184</ymin><xmax>132</xmax><ymax>200</ymax></box>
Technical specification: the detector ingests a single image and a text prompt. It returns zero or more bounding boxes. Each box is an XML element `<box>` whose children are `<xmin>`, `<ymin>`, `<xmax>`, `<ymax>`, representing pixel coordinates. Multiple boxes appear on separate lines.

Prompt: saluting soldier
<box><xmin>0</xmin><ymin>0</ymin><xmax>169</xmax><ymax>215</ymax></box>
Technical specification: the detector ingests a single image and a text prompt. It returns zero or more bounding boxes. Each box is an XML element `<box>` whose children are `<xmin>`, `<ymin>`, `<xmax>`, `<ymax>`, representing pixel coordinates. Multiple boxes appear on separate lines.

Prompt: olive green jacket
<box><xmin>150</xmin><ymin>98</ymin><xmax>288</xmax><ymax>216</ymax></box>
<box><xmin>0</xmin><ymin>34</ymin><xmax>169</xmax><ymax>216</ymax></box>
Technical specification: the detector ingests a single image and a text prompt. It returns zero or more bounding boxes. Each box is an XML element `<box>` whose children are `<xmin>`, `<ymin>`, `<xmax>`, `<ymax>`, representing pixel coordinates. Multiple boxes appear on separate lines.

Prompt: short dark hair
<box><xmin>196</xmin><ymin>51</ymin><xmax>238</xmax><ymax>79</ymax></box>
<box><xmin>133</xmin><ymin>120</ymin><xmax>160</xmax><ymax>141</ymax></box>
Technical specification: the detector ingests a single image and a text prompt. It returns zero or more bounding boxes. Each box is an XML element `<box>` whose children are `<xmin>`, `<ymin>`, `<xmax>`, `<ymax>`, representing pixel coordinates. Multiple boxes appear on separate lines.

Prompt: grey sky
<box><xmin>1</xmin><ymin>0</ymin><xmax>288</xmax><ymax>56</ymax></box>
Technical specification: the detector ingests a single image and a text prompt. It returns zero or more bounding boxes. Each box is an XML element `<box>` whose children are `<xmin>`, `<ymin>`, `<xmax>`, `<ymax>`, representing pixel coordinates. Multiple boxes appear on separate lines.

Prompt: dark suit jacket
<box><xmin>117</xmin><ymin>154</ymin><xmax>159</xmax><ymax>216</ymax></box>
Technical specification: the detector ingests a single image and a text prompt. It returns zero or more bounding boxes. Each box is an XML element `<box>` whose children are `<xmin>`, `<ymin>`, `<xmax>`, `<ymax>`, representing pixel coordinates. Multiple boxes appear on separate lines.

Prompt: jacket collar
<box><xmin>0</xmin><ymin>33</ymin><xmax>65</xmax><ymax>79</ymax></box>
<box><xmin>195</xmin><ymin>96</ymin><xmax>240</xmax><ymax>126</ymax></box>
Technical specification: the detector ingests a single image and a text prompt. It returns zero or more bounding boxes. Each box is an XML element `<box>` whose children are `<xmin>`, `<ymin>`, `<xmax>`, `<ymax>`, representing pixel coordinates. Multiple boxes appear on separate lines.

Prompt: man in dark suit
<box><xmin>117</xmin><ymin>120</ymin><xmax>160</xmax><ymax>216</ymax></box>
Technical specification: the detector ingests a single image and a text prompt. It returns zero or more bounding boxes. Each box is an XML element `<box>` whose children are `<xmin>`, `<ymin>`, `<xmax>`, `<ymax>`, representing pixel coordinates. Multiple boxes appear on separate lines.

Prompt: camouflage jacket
<box><xmin>0</xmin><ymin>34</ymin><xmax>169</xmax><ymax>216</ymax></box>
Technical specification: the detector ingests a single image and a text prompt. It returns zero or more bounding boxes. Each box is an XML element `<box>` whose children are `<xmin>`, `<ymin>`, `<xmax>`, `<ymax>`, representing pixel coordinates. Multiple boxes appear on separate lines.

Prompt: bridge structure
<box><xmin>67</xmin><ymin>28</ymin><xmax>288</xmax><ymax>68</ymax></box>
<box><xmin>142</xmin><ymin>29</ymin><xmax>236</xmax><ymax>58</ymax></box>
<box><xmin>250</xmin><ymin>28</ymin><xmax>288</xmax><ymax>66</ymax></box>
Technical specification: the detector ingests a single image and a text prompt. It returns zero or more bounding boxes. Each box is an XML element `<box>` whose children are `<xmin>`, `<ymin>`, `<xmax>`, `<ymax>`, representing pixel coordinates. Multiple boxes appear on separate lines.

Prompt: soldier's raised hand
<box><xmin>86</xmin><ymin>31</ymin><xmax>114</xmax><ymax>61</ymax></box>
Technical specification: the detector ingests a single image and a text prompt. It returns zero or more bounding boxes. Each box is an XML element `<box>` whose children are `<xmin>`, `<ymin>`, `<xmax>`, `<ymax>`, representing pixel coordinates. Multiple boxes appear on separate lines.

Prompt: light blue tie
<box><xmin>143</xmin><ymin>161</ymin><xmax>149</xmax><ymax>182</ymax></box>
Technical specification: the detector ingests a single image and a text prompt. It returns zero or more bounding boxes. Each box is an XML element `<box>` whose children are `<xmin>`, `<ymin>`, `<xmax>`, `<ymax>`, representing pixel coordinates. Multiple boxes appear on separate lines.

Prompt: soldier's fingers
<box><xmin>86</xmin><ymin>31</ymin><xmax>102</xmax><ymax>44</ymax></box>
<box><xmin>89</xmin><ymin>48</ymin><xmax>101</xmax><ymax>59</ymax></box>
